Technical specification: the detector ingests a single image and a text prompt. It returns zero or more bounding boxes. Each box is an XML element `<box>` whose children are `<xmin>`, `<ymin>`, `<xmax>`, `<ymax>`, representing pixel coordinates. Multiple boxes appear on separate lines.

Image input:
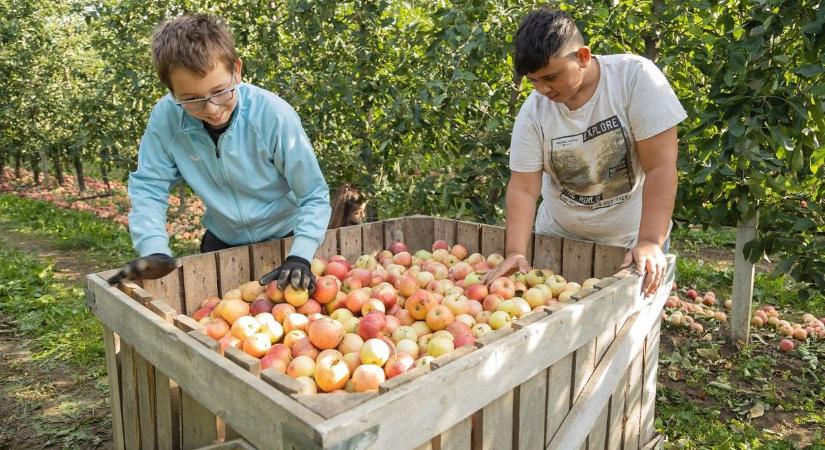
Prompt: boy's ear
<box><xmin>234</xmin><ymin>58</ymin><xmax>243</xmax><ymax>81</ymax></box>
<box><xmin>575</xmin><ymin>47</ymin><xmax>592</xmax><ymax>67</ymax></box>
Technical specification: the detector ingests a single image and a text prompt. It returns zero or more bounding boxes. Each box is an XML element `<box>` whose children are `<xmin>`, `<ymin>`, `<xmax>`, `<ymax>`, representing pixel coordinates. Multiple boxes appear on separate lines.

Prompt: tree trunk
<box><xmin>14</xmin><ymin>154</ymin><xmax>21</xmax><ymax>178</ymax></box>
<box><xmin>177</xmin><ymin>183</ymin><xmax>187</xmax><ymax>214</ymax></box>
<box><xmin>54</xmin><ymin>150</ymin><xmax>65</xmax><ymax>186</ymax></box>
<box><xmin>509</xmin><ymin>71</ymin><xmax>523</xmax><ymax>117</ymax></box>
<box><xmin>32</xmin><ymin>158</ymin><xmax>41</xmax><ymax>185</ymax></box>
<box><xmin>643</xmin><ymin>0</ymin><xmax>665</xmax><ymax>62</ymax></box>
<box><xmin>74</xmin><ymin>156</ymin><xmax>85</xmax><ymax>192</ymax></box>
<box><xmin>0</xmin><ymin>150</ymin><xmax>5</xmax><ymax>180</ymax></box>
<box><xmin>38</xmin><ymin>148</ymin><xmax>49</xmax><ymax>185</ymax></box>
<box><xmin>101</xmin><ymin>146</ymin><xmax>111</xmax><ymax>192</ymax></box>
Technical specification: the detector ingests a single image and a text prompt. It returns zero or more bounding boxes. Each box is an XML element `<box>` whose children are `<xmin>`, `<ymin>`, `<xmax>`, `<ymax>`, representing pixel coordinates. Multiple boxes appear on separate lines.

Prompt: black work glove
<box><xmin>107</xmin><ymin>253</ymin><xmax>177</xmax><ymax>285</ymax></box>
<box><xmin>258</xmin><ymin>255</ymin><xmax>315</xmax><ymax>291</ymax></box>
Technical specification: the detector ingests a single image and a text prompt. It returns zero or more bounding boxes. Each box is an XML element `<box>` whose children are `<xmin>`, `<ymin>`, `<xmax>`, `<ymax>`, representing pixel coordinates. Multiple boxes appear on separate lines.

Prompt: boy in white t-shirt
<box><xmin>484</xmin><ymin>8</ymin><xmax>687</xmax><ymax>295</ymax></box>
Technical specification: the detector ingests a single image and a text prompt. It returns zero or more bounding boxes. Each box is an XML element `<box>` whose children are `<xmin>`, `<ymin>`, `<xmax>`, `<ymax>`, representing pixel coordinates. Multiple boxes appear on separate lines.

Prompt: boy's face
<box><xmin>525</xmin><ymin>47</ymin><xmax>591</xmax><ymax>105</ymax></box>
<box><xmin>169</xmin><ymin>58</ymin><xmax>242</xmax><ymax>128</ymax></box>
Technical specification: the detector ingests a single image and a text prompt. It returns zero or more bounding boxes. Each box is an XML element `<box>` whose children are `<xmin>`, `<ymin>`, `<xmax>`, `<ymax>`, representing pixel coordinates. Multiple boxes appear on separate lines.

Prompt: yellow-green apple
<box><xmin>284</xmin><ymin>285</ymin><xmax>309</xmax><ymax>307</ymax></box>
<box><xmin>466</xmin><ymin>299</ymin><xmax>483</xmax><ymax>317</ymax></box>
<box><xmin>223</xmin><ymin>288</ymin><xmax>242</xmax><ymax>301</ymax></box>
<box><xmin>525</xmin><ymin>269</ymin><xmax>550</xmax><ymax>287</ymax></box>
<box><xmin>355</xmin><ymin>254</ymin><xmax>378</xmax><ymax>271</ymax></box>
<box><xmin>314</xmin><ymin>352</ymin><xmax>350</xmax><ymax>392</ymax></box>
<box><xmin>330</xmin><ymin>308</ymin><xmax>354</xmax><ymax>324</ymax></box>
<box><xmin>342</xmin><ymin>352</ymin><xmax>361</xmax><ymax>373</ymax></box>
<box><xmin>341</xmin><ymin>316</ymin><xmax>359</xmax><ymax>334</ymax></box>
<box><xmin>283</xmin><ymin>313</ymin><xmax>309</xmax><ymax>333</ymax></box>
<box><xmin>463</xmin><ymin>272</ymin><xmax>484</xmax><ymax>287</ymax></box>
<box><xmin>220</xmin><ymin>299</ymin><xmax>251</xmax><ymax>325</ymax></box>
<box><xmin>416</xmin><ymin>270</ymin><xmax>435</xmax><ymax>289</ymax></box>
<box><xmin>472</xmin><ymin>323</ymin><xmax>493</xmax><ymax>337</ymax></box>
<box><xmin>558</xmin><ymin>290</ymin><xmax>575</xmax><ymax>302</ymax></box>
<box><xmin>455</xmin><ymin>314</ymin><xmax>475</xmax><ymax>328</ymax></box>
<box><xmin>474</xmin><ymin>310</ymin><xmax>492</xmax><ymax>324</ymax></box>
<box><xmin>283</xmin><ymin>330</ymin><xmax>307</xmax><ymax>348</ymax></box>
<box><xmin>287</xmin><ymin>355</ymin><xmax>316</xmax><ymax>378</ymax></box>
<box><xmin>242</xmin><ymin>333</ymin><xmax>271</xmax><ymax>358</ymax></box>
<box><xmin>311</xmin><ymin>257</ymin><xmax>326</xmax><ymax>277</ymax></box>
<box><xmin>384</xmin><ymin>353</ymin><xmax>415</xmax><ymax>379</ymax></box>
<box><xmin>545</xmin><ymin>275</ymin><xmax>567</xmax><ymax>297</ymax></box>
<box><xmin>241</xmin><ymin>281</ymin><xmax>266</xmax><ymax>302</ymax></box>
<box><xmin>357</xmin><ymin>312</ymin><xmax>387</xmax><ymax>340</ymax></box>
<box><xmin>490</xmin><ymin>277</ymin><xmax>516</xmax><ymax>299</ymax></box>
<box><xmin>395</xmin><ymin>339</ymin><xmax>419</xmax><ymax>359</ymax></box>
<box><xmin>534</xmin><ymin>284</ymin><xmax>553</xmax><ymax>302</ymax></box>
<box><xmin>392</xmin><ymin>325</ymin><xmax>418</xmax><ymax>344</ymax></box>
<box><xmin>231</xmin><ymin>315</ymin><xmax>261</xmax><ymax>340</ymax></box>
<box><xmin>466</xmin><ymin>252</ymin><xmax>484</xmax><ymax>265</ymax></box>
<box><xmin>426</xmin><ymin>305</ymin><xmax>455</xmax><ymax>331</ymax></box>
<box><xmin>427</xmin><ymin>336</ymin><xmax>455</xmax><ymax>357</ymax></box>
<box><xmin>443</xmin><ymin>294</ymin><xmax>470</xmax><ymax>316</ymax></box>
<box><xmin>415</xmin><ymin>355</ymin><xmax>435</xmax><ymax>367</ymax></box>
<box><xmin>338</xmin><ymin>333</ymin><xmax>364</xmax><ymax>354</ymax></box>
<box><xmin>582</xmin><ymin>277</ymin><xmax>600</xmax><ymax>290</ymax></box>
<box><xmin>360</xmin><ymin>338</ymin><xmax>391</xmax><ymax>366</ymax></box>
<box><xmin>524</xmin><ymin>287</ymin><xmax>546</xmax><ymax>309</ymax></box>
<box><xmin>414</xmin><ymin>249</ymin><xmax>433</xmax><ymax>261</ymax></box>
<box><xmin>294</xmin><ymin>376</ymin><xmax>317</xmax><ymax>394</ymax></box>
<box><xmin>361</xmin><ymin>298</ymin><xmax>386</xmax><ymax>316</ymax></box>
<box><xmin>308</xmin><ymin>317</ymin><xmax>345</xmax><ymax>350</ymax></box>
<box><xmin>352</xmin><ymin>364</ymin><xmax>385</xmax><ymax>392</ymax></box>
<box><xmin>411</xmin><ymin>321</ymin><xmax>432</xmax><ymax>338</ymax></box>
<box><xmin>258</xmin><ymin>317</ymin><xmax>284</xmax><ymax>343</ymax></box>
<box><xmin>426</xmin><ymin>261</ymin><xmax>449</xmax><ymax>280</ymax></box>
<box><xmin>486</xmin><ymin>253</ymin><xmax>505</xmax><ymax>267</ymax></box>
<box><xmin>489</xmin><ymin>311</ymin><xmax>512</xmax><ymax>330</ymax></box>
<box><xmin>395</xmin><ymin>275</ymin><xmax>418</xmax><ymax>297</ymax></box>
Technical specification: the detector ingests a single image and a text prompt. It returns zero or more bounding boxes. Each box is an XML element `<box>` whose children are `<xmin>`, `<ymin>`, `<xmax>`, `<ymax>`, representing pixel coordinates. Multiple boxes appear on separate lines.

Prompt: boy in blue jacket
<box><xmin>109</xmin><ymin>13</ymin><xmax>331</xmax><ymax>291</ymax></box>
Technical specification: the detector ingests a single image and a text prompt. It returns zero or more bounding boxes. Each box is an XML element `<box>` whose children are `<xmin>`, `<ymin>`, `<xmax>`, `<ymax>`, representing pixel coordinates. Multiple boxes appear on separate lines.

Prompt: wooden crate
<box><xmin>86</xmin><ymin>216</ymin><xmax>672</xmax><ymax>450</ymax></box>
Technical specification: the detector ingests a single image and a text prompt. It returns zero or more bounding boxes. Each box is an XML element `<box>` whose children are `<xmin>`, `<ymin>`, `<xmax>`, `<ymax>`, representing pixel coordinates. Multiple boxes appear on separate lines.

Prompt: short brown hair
<box><xmin>151</xmin><ymin>13</ymin><xmax>238</xmax><ymax>91</ymax></box>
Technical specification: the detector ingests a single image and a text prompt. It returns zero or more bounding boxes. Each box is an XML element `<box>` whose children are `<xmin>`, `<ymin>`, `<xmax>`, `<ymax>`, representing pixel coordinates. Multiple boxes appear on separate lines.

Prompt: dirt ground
<box><xmin>0</xmin><ymin>223</ymin><xmax>112</xmax><ymax>450</ymax></box>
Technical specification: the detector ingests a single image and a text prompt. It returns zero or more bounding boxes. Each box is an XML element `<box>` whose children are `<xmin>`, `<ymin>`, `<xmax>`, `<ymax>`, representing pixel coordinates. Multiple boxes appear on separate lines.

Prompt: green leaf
<box><xmin>795</xmin><ymin>64</ymin><xmax>823</xmax><ymax>78</ymax></box>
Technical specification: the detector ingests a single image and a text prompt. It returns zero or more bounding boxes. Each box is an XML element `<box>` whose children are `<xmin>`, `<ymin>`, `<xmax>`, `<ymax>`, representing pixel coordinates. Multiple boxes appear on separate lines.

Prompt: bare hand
<box><xmin>620</xmin><ymin>241</ymin><xmax>667</xmax><ymax>296</ymax></box>
<box><xmin>483</xmin><ymin>254</ymin><xmax>532</xmax><ymax>285</ymax></box>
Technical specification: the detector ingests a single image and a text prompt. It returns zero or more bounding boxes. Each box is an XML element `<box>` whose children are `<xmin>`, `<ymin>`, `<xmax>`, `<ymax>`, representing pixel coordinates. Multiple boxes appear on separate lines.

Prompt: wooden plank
<box><xmin>120</xmin><ymin>342</ymin><xmax>141</xmax><ymax>450</ymax></box>
<box><xmin>573</xmin><ymin>338</ymin><xmax>598</xmax><ymax>404</ymax></box>
<box><xmin>588</xmin><ymin>402</ymin><xmax>609</xmax><ymax>450</ymax></box>
<box><xmin>623</xmin><ymin>349</ymin><xmax>644</xmax><ymax>450</ymax></box>
<box><xmin>153</xmin><ymin>370</ymin><xmax>175</xmax><ymax>450</ymax></box>
<box><xmin>102</xmin><ymin>327</ymin><xmax>125</xmax><ymax>450</ymax></box>
<box><xmin>281</xmin><ymin>236</ymin><xmax>295</xmax><ymax>257</ymax></box>
<box><xmin>430</xmin><ymin>345</ymin><xmax>475</xmax><ymax>369</ymax></box>
<box><xmin>261</xmin><ymin>368</ymin><xmax>304</xmax><ymax>395</ymax></box>
<box><xmin>594</xmin><ymin>276</ymin><xmax>620</xmax><ymax>290</ymax></box>
<box><xmin>525</xmin><ymin>233</ymin><xmax>535</xmax><ymax>270</ymax></box>
<box><xmin>532</xmin><ymin>234</ymin><xmax>562</xmax><ymax>273</ymax></box>
<box><xmin>607</xmin><ymin>374</ymin><xmax>628</xmax><ymax>450</ymax></box>
<box><xmin>455</xmin><ymin>221</ymin><xmax>481</xmax><ymax>255</ymax></box>
<box><xmin>640</xmin><ymin>316</ymin><xmax>662</xmax><ymax>445</ymax></box>
<box><xmin>403</xmin><ymin>216</ymin><xmax>435</xmax><ymax>253</ymax></box>
<box><xmin>570</xmin><ymin>287</ymin><xmax>598</xmax><ymax>302</ymax></box>
<box><xmin>149</xmin><ymin>300</ymin><xmax>177</xmax><ymax>323</ymax></box>
<box><xmin>378</xmin><ymin>365</ymin><xmax>431</xmax><ymax>393</ymax></box>
<box><xmin>440</xmin><ymin>415</ymin><xmax>472</xmax><ymax>450</ymax></box>
<box><xmin>383</xmin><ymin>219</ymin><xmax>405</xmax><ymax>248</ymax></box>
<box><xmin>478</xmin><ymin>390</ymin><xmax>514</xmax><ymax>450</ymax></box>
<box><xmin>217</xmin><ymin>246</ymin><xmax>251</xmax><ymax>297</ymax></box>
<box><xmin>517</xmin><ymin>369</ymin><xmax>547</xmax><ymax>450</ymax></box>
<box><xmin>142</xmin><ymin>268</ymin><xmax>183</xmax><ymax>314</ymax></box>
<box><xmin>181</xmin><ymin>253</ymin><xmax>219</xmax><ymax>315</ymax></box>
<box><xmin>181</xmin><ymin>331</ymin><xmax>220</xmax><ymax>448</ymax></box>
<box><xmin>249</xmin><ymin>240</ymin><xmax>282</xmax><ymax>281</ymax></box>
<box><xmin>316</xmin><ymin>229</ymin><xmax>339</xmax><ymax>260</ymax></box>
<box><xmin>120</xmin><ymin>281</ymin><xmax>153</xmax><ymax>306</ymax></box>
<box><xmin>293</xmin><ymin>392</ymin><xmax>377</xmax><ymax>419</ymax></box>
<box><xmin>732</xmin><ymin>215</ymin><xmax>758</xmax><ymax>345</ymax></box>
<box><xmin>480</xmin><ymin>224</ymin><xmax>506</xmax><ymax>256</ymax></box>
<box><xmin>562</xmin><ymin>239</ymin><xmax>595</xmax><ymax>284</ymax></box>
<box><xmin>135</xmin><ymin>351</ymin><xmax>157</xmax><ymax>450</ymax></box>
<box><xmin>338</xmin><ymin>225</ymin><xmax>363</xmax><ymax>263</ymax></box>
<box><xmin>87</xmin><ymin>276</ymin><xmax>325</xmax><ymax>449</ymax></box>
<box><xmin>474</xmin><ymin>326</ymin><xmax>514</xmax><ymax>347</ymax></box>
<box><xmin>640</xmin><ymin>434</ymin><xmax>665</xmax><ymax>450</ymax></box>
<box><xmin>175</xmin><ymin>314</ymin><xmax>203</xmax><ymax>333</ymax></box>
<box><xmin>544</xmin><ymin>353</ymin><xmax>573</xmax><ymax>446</ymax></box>
<box><xmin>361</xmin><ymin>222</ymin><xmax>384</xmax><ymax>255</ymax></box>
<box><xmin>433</xmin><ymin>218</ymin><xmax>456</xmax><ymax>246</ymax></box>
<box><xmin>595</xmin><ymin>323</ymin><xmax>617</xmax><ymax>369</ymax></box>
<box><xmin>194</xmin><ymin>438</ymin><xmax>256</xmax><ymax>450</ymax></box>
<box><xmin>224</xmin><ymin>347</ymin><xmax>262</xmax><ymax>377</ymax></box>
<box><xmin>593</xmin><ymin>244</ymin><xmax>628</xmax><ymax>279</ymax></box>
<box><xmin>312</xmin><ymin>273</ymin><xmax>648</xmax><ymax>449</ymax></box>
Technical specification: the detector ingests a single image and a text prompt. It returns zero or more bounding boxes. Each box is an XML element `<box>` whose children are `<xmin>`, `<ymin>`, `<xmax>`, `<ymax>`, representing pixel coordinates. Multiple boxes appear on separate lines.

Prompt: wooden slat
<box><xmin>517</xmin><ymin>369</ymin><xmax>547</xmax><ymax>450</ymax></box>
<box><xmin>217</xmin><ymin>247</ymin><xmax>251</xmax><ymax>297</ymax></box>
<box><xmin>249</xmin><ymin>240</ymin><xmax>282</xmax><ymax>281</ymax></box>
<box><xmin>194</xmin><ymin>438</ymin><xmax>256</xmax><ymax>450</ymax></box>
<box><xmin>102</xmin><ymin>327</ymin><xmax>125</xmax><ymax>450</ymax></box>
<box><xmin>607</xmin><ymin>373</ymin><xmax>628</xmax><ymax>450</ymax></box>
<box><xmin>440</xmin><ymin>415</ymin><xmax>472</xmax><ymax>450</ymax></box>
<box><xmin>562</xmin><ymin>239</ymin><xmax>595</xmax><ymax>284</ymax></box>
<box><xmin>455</xmin><ymin>221</ymin><xmax>481</xmax><ymax>254</ymax></box>
<box><xmin>525</xmin><ymin>234</ymin><xmax>535</xmax><ymax>270</ymax></box>
<box><xmin>87</xmin><ymin>276</ymin><xmax>325</xmax><ymax>449</ymax></box>
<box><xmin>224</xmin><ymin>347</ymin><xmax>262</xmax><ymax>377</ymax></box>
<box><xmin>316</xmin><ymin>229</ymin><xmax>339</xmax><ymax>260</ymax></box>
<box><xmin>480</xmin><ymin>225</ymin><xmax>506</xmax><ymax>256</ymax></box>
<box><xmin>478</xmin><ymin>390</ymin><xmax>514</xmax><ymax>450</ymax></box>
<box><xmin>593</xmin><ymin>244</ymin><xmax>628</xmax><ymax>279</ymax></box>
<box><xmin>588</xmin><ymin>403</ymin><xmax>609</xmax><ymax>450</ymax></box>
<box><xmin>135</xmin><ymin>352</ymin><xmax>157</xmax><ymax>450</ymax></box>
<box><xmin>148</xmin><ymin>300</ymin><xmax>177</xmax><ymax>323</ymax></box>
<box><xmin>281</xmin><ymin>236</ymin><xmax>295</xmax><ymax>257</ymax></box>
<box><xmin>293</xmin><ymin>393</ymin><xmax>377</xmax><ymax>419</ymax></box>
<box><xmin>573</xmin><ymin>338</ymin><xmax>597</xmax><ymax>404</ymax></box>
<box><xmin>174</xmin><ymin>314</ymin><xmax>203</xmax><ymax>333</ymax></box>
<box><xmin>154</xmin><ymin>370</ymin><xmax>175</xmax><ymax>450</ymax></box>
<box><xmin>430</xmin><ymin>345</ymin><xmax>475</xmax><ymax>369</ymax></box>
<box><xmin>120</xmin><ymin>281</ymin><xmax>153</xmax><ymax>306</ymax></box>
<box><xmin>142</xmin><ymin>268</ymin><xmax>183</xmax><ymax>314</ymax></box>
<box><xmin>361</xmin><ymin>222</ymin><xmax>384</xmax><ymax>255</ymax></box>
<box><xmin>181</xmin><ymin>253</ymin><xmax>219</xmax><ymax>315</ymax></box>
<box><xmin>338</xmin><ymin>225</ymin><xmax>363</xmax><ymax>263</ymax></box>
<box><xmin>640</xmin><ymin>316</ymin><xmax>662</xmax><ymax>445</ymax></box>
<box><xmin>383</xmin><ymin>219</ymin><xmax>405</xmax><ymax>248</ymax></box>
<box><xmin>120</xmin><ymin>342</ymin><xmax>141</xmax><ymax>450</ymax></box>
<box><xmin>403</xmin><ymin>216</ymin><xmax>435</xmax><ymax>253</ymax></box>
<box><xmin>433</xmin><ymin>218</ymin><xmax>456</xmax><ymax>246</ymax></box>
<box><xmin>624</xmin><ymin>350</ymin><xmax>644</xmax><ymax>450</ymax></box>
<box><xmin>181</xmin><ymin>332</ymin><xmax>220</xmax><ymax>448</ymax></box>
<box><xmin>378</xmin><ymin>365</ymin><xmax>431</xmax><ymax>393</ymax></box>
<box><xmin>474</xmin><ymin>326</ymin><xmax>514</xmax><ymax>347</ymax></box>
<box><xmin>544</xmin><ymin>353</ymin><xmax>573</xmax><ymax>446</ymax></box>
<box><xmin>532</xmin><ymin>234</ymin><xmax>562</xmax><ymax>273</ymax></box>
<box><xmin>260</xmin><ymin>368</ymin><xmax>304</xmax><ymax>395</ymax></box>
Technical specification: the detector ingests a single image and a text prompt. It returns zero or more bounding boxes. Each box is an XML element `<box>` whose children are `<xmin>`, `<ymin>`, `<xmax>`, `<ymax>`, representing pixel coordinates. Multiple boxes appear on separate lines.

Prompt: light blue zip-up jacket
<box><xmin>127</xmin><ymin>83</ymin><xmax>331</xmax><ymax>263</ymax></box>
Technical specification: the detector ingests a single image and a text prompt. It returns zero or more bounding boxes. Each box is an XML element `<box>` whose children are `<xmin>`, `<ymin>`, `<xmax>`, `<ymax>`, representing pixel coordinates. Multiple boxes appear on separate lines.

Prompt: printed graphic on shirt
<box><xmin>545</xmin><ymin>115</ymin><xmax>634</xmax><ymax>209</ymax></box>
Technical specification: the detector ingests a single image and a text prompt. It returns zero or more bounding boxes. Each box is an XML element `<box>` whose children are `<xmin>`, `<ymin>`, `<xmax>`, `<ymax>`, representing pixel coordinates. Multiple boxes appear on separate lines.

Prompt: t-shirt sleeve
<box><xmin>509</xmin><ymin>98</ymin><xmax>544</xmax><ymax>172</ymax></box>
<box><xmin>626</xmin><ymin>58</ymin><xmax>687</xmax><ymax>141</ymax></box>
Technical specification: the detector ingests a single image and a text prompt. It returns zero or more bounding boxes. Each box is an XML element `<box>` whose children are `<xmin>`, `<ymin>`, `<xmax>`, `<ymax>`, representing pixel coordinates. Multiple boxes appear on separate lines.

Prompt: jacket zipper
<box><xmin>213</xmin><ymin>133</ymin><xmax>256</xmax><ymax>243</ymax></box>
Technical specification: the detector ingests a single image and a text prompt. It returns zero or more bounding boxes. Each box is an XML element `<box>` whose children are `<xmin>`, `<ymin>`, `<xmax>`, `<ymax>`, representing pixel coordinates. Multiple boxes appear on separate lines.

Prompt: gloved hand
<box><xmin>107</xmin><ymin>254</ymin><xmax>178</xmax><ymax>285</ymax></box>
<box><xmin>258</xmin><ymin>255</ymin><xmax>315</xmax><ymax>291</ymax></box>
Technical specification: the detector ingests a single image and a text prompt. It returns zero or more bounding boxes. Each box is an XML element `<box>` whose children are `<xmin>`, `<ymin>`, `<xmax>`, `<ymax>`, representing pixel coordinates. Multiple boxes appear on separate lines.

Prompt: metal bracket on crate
<box><xmin>282</xmin><ymin>423</ymin><xmax>378</xmax><ymax>450</ymax></box>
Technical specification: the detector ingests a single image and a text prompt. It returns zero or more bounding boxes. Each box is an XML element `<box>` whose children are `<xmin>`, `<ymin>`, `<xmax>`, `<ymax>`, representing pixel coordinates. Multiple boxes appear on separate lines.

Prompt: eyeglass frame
<box><xmin>173</xmin><ymin>75</ymin><xmax>238</xmax><ymax>112</ymax></box>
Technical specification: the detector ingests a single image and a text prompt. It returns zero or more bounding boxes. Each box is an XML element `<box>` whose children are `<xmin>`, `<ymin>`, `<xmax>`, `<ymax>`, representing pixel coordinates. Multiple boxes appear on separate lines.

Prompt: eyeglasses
<box><xmin>174</xmin><ymin>77</ymin><xmax>237</xmax><ymax>112</ymax></box>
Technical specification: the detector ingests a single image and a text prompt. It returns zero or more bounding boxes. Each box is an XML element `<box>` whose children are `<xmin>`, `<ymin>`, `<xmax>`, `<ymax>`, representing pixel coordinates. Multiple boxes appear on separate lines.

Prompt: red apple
<box><xmin>384</xmin><ymin>353</ymin><xmax>415</xmax><ymax>379</ymax></box>
<box><xmin>312</xmin><ymin>275</ymin><xmax>339</xmax><ymax>304</ymax></box>
<box><xmin>490</xmin><ymin>277</ymin><xmax>516</xmax><ymax>300</ymax></box>
<box><xmin>325</xmin><ymin>261</ymin><xmax>350</xmax><ymax>280</ymax></box>
<box><xmin>308</xmin><ymin>317</ymin><xmax>345</xmax><ymax>350</ymax></box>
<box><xmin>426</xmin><ymin>305</ymin><xmax>455</xmax><ymax>331</ymax></box>
<box><xmin>250</xmin><ymin>298</ymin><xmax>275</xmax><ymax>317</ymax></box>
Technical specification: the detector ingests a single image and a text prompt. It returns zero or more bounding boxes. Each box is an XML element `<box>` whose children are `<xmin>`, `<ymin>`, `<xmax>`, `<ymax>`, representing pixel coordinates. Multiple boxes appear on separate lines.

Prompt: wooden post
<box><xmin>731</xmin><ymin>213</ymin><xmax>758</xmax><ymax>345</ymax></box>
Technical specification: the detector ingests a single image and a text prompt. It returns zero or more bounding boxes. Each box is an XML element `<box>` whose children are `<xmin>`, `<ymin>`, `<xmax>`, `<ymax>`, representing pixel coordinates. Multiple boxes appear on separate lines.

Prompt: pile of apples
<box><xmin>191</xmin><ymin>240</ymin><xmax>599</xmax><ymax>394</ymax></box>
<box><xmin>662</xmin><ymin>288</ymin><xmax>825</xmax><ymax>353</ymax></box>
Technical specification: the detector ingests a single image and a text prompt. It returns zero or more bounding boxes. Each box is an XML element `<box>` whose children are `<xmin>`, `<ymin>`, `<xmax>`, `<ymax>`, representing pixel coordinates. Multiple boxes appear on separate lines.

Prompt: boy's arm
<box><xmin>127</xmin><ymin>126</ymin><xmax>181</xmax><ymax>258</ymax></box>
<box><xmin>483</xmin><ymin>170</ymin><xmax>542</xmax><ymax>283</ymax></box>
<box><xmin>273</xmin><ymin>108</ymin><xmax>332</xmax><ymax>263</ymax></box>
<box><xmin>624</xmin><ymin>126</ymin><xmax>678</xmax><ymax>295</ymax></box>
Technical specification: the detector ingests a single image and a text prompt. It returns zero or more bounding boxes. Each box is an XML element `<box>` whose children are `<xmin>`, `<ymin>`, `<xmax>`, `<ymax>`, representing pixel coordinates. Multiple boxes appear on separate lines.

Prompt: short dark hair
<box><xmin>514</xmin><ymin>9</ymin><xmax>584</xmax><ymax>76</ymax></box>
<box><xmin>151</xmin><ymin>13</ymin><xmax>239</xmax><ymax>91</ymax></box>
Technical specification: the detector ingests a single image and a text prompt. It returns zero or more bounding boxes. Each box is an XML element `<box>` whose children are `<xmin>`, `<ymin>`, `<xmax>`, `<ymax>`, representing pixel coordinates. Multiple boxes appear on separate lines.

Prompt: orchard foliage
<box><xmin>0</xmin><ymin>0</ymin><xmax>822</xmax><ymax>293</ymax></box>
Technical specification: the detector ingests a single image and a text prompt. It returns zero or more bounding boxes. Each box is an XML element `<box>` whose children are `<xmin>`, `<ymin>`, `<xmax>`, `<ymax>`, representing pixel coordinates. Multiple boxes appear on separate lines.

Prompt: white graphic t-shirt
<box><xmin>509</xmin><ymin>54</ymin><xmax>687</xmax><ymax>248</ymax></box>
